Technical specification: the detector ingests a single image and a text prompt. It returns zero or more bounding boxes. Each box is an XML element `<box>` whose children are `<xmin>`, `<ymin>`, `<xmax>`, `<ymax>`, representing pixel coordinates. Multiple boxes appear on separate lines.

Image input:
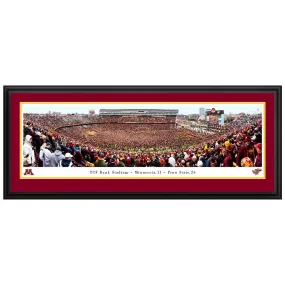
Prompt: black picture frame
<box><xmin>3</xmin><ymin>85</ymin><xmax>282</xmax><ymax>199</ymax></box>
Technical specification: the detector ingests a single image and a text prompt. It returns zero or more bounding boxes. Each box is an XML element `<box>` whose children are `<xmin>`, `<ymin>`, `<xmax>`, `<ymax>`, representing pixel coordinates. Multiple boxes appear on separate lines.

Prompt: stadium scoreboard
<box><xmin>206</xmin><ymin>108</ymin><xmax>225</xmax><ymax>126</ymax></box>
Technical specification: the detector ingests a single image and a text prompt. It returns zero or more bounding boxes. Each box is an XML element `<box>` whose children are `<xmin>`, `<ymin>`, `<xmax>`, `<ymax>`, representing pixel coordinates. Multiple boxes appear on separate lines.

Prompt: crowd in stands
<box><xmin>22</xmin><ymin>113</ymin><xmax>262</xmax><ymax>168</ymax></box>
<box><xmin>98</xmin><ymin>115</ymin><xmax>176</xmax><ymax>124</ymax></box>
<box><xmin>24</xmin><ymin>114</ymin><xmax>99</xmax><ymax>130</ymax></box>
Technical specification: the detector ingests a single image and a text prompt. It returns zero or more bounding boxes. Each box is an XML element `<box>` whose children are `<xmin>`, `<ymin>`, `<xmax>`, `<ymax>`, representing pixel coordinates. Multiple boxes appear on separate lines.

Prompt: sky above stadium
<box><xmin>22</xmin><ymin>103</ymin><xmax>263</xmax><ymax>115</ymax></box>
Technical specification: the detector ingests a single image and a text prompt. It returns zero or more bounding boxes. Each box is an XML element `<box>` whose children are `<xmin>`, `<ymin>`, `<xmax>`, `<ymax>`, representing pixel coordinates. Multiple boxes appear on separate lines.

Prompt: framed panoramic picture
<box><xmin>3</xmin><ymin>86</ymin><xmax>282</xmax><ymax>199</ymax></box>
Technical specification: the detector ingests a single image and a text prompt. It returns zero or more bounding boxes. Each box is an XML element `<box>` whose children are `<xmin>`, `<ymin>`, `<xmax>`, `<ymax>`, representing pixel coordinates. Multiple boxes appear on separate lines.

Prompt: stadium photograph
<box><xmin>22</xmin><ymin>103</ymin><xmax>263</xmax><ymax>168</ymax></box>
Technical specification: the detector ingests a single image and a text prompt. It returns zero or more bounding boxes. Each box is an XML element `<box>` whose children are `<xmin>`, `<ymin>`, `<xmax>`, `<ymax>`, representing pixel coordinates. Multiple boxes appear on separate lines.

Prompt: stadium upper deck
<box><xmin>99</xmin><ymin>109</ymin><xmax>179</xmax><ymax>116</ymax></box>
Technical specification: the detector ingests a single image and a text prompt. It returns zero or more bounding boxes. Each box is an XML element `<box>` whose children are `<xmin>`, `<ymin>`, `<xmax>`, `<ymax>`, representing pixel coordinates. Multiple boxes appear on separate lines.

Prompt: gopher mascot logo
<box><xmin>252</xmin><ymin>168</ymin><xmax>262</xmax><ymax>176</ymax></box>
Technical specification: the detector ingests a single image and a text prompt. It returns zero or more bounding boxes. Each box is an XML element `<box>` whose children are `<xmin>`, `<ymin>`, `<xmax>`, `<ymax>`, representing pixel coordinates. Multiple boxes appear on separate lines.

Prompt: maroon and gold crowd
<box><xmin>23</xmin><ymin>114</ymin><xmax>262</xmax><ymax>168</ymax></box>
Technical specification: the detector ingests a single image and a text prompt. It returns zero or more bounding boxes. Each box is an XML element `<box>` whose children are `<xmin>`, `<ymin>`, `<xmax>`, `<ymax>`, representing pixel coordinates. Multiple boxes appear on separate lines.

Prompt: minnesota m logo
<box><xmin>24</xmin><ymin>169</ymin><xmax>34</xmax><ymax>175</ymax></box>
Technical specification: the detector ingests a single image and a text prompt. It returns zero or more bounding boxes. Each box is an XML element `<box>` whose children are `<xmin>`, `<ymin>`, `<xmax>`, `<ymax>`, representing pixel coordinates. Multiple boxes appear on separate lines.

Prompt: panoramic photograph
<box><xmin>22</xmin><ymin>103</ymin><xmax>263</xmax><ymax>168</ymax></box>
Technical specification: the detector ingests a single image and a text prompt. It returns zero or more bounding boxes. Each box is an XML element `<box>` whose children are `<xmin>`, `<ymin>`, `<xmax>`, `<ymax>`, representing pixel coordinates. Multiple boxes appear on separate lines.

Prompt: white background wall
<box><xmin>0</xmin><ymin>1</ymin><xmax>284</xmax><ymax>285</ymax></box>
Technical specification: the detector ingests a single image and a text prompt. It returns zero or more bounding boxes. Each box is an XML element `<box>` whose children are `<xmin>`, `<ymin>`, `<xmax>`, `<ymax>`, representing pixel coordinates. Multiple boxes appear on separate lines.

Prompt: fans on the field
<box><xmin>94</xmin><ymin>153</ymin><xmax>107</xmax><ymax>167</ymax></box>
<box><xmin>59</xmin><ymin>153</ymin><xmax>73</xmax><ymax>167</ymax></box>
<box><xmin>23</xmin><ymin>135</ymin><xmax>35</xmax><ymax>166</ymax></box>
<box><xmin>50</xmin><ymin>146</ymin><xmax>65</xmax><ymax>167</ymax></box>
<box><xmin>23</xmin><ymin>113</ymin><xmax>262</xmax><ymax>167</ymax></box>
<box><xmin>39</xmin><ymin>142</ymin><xmax>52</xmax><ymax>167</ymax></box>
<box><xmin>254</xmin><ymin>143</ymin><xmax>262</xmax><ymax>167</ymax></box>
